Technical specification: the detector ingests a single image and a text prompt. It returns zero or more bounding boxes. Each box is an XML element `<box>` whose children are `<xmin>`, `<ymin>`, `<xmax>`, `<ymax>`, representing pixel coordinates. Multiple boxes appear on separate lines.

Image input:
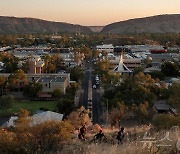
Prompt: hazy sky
<box><xmin>1</xmin><ymin>0</ymin><xmax>180</xmax><ymax>26</ymax></box>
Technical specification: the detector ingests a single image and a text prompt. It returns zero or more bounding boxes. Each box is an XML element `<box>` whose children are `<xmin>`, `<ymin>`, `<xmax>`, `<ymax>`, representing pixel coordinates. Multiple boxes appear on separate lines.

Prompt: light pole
<box><xmin>106</xmin><ymin>99</ymin><xmax>109</xmax><ymax>126</ymax></box>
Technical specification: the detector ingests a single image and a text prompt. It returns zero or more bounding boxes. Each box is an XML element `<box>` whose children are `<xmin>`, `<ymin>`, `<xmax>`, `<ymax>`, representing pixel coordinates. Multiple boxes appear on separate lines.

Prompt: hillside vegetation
<box><xmin>102</xmin><ymin>14</ymin><xmax>180</xmax><ymax>34</ymax></box>
<box><xmin>0</xmin><ymin>16</ymin><xmax>92</xmax><ymax>34</ymax></box>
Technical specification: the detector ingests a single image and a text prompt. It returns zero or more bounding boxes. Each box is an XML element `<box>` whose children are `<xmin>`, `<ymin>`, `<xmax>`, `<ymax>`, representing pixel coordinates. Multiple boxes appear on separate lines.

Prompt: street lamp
<box><xmin>106</xmin><ymin>99</ymin><xmax>109</xmax><ymax>126</ymax></box>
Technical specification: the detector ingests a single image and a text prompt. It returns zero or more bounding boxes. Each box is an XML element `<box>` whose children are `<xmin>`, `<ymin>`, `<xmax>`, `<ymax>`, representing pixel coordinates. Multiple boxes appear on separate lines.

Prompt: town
<box><xmin>0</xmin><ymin>33</ymin><xmax>180</xmax><ymax>153</ymax></box>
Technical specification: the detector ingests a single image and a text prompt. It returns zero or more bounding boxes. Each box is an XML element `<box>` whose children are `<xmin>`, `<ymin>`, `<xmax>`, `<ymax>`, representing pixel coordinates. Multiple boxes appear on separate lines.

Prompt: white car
<box><xmin>93</xmin><ymin>84</ymin><xmax>96</xmax><ymax>89</ymax></box>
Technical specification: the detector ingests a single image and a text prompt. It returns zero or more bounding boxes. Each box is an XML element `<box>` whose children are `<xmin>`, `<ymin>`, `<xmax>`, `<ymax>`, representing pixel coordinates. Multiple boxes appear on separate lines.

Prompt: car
<box><xmin>95</xmin><ymin>76</ymin><xmax>99</xmax><ymax>81</ymax></box>
<box><xmin>93</xmin><ymin>84</ymin><xmax>96</xmax><ymax>89</ymax></box>
<box><xmin>96</xmin><ymin>81</ymin><xmax>100</xmax><ymax>85</ymax></box>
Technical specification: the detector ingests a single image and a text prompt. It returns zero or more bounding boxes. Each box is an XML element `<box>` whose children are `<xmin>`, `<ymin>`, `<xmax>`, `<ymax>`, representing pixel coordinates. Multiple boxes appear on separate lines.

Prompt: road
<box><xmin>79</xmin><ymin>59</ymin><xmax>104</xmax><ymax>124</ymax></box>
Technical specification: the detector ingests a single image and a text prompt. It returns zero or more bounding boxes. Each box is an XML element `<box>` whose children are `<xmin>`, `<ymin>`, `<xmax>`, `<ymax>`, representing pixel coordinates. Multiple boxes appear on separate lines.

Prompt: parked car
<box><xmin>93</xmin><ymin>84</ymin><xmax>96</xmax><ymax>89</ymax></box>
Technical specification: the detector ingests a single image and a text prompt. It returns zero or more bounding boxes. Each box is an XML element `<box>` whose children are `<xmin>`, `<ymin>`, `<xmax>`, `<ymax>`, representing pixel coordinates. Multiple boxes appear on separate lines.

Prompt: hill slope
<box><xmin>0</xmin><ymin>16</ymin><xmax>92</xmax><ymax>34</ymax></box>
<box><xmin>102</xmin><ymin>14</ymin><xmax>180</xmax><ymax>34</ymax></box>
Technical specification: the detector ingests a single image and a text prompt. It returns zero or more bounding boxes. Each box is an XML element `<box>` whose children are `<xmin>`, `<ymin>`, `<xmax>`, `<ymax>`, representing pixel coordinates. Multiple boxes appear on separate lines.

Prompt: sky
<box><xmin>0</xmin><ymin>0</ymin><xmax>180</xmax><ymax>26</ymax></box>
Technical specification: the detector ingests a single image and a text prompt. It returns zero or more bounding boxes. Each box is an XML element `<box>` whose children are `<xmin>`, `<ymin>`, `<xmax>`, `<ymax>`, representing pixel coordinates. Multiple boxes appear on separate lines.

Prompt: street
<box><xmin>79</xmin><ymin>58</ymin><xmax>104</xmax><ymax>124</ymax></box>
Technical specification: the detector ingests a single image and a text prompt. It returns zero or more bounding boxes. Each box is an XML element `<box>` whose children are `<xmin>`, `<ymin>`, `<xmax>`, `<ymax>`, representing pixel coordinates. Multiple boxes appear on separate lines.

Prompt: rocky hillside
<box><xmin>0</xmin><ymin>16</ymin><xmax>92</xmax><ymax>34</ymax></box>
<box><xmin>101</xmin><ymin>14</ymin><xmax>180</xmax><ymax>34</ymax></box>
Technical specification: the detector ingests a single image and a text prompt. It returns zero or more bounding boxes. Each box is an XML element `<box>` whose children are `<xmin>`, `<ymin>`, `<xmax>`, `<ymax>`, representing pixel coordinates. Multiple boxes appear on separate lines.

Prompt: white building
<box><xmin>96</xmin><ymin>44</ymin><xmax>114</xmax><ymax>53</ymax></box>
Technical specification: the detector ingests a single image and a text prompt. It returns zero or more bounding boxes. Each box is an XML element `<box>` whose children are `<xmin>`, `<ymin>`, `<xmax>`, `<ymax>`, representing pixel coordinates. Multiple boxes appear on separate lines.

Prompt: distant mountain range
<box><xmin>1</xmin><ymin>15</ymin><xmax>180</xmax><ymax>34</ymax></box>
<box><xmin>101</xmin><ymin>14</ymin><xmax>180</xmax><ymax>34</ymax></box>
<box><xmin>0</xmin><ymin>16</ymin><xmax>91</xmax><ymax>34</ymax></box>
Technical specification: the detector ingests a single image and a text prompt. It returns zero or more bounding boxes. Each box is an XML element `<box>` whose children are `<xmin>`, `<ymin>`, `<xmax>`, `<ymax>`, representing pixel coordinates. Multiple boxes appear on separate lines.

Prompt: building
<box><xmin>2</xmin><ymin>111</ymin><xmax>63</xmax><ymax>127</ymax></box>
<box><xmin>0</xmin><ymin>73</ymin><xmax>70</xmax><ymax>95</ymax></box>
<box><xmin>112</xmin><ymin>53</ymin><xmax>132</xmax><ymax>75</ymax></box>
<box><xmin>36</xmin><ymin>76</ymin><xmax>69</xmax><ymax>94</ymax></box>
<box><xmin>28</xmin><ymin>57</ymin><xmax>45</xmax><ymax>74</ymax></box>
<box><xmin>96</xmin><ymin>44</ymin><xmax>114</xmax><ymax>53</ymax></box>
<box><xmin>154</xmin><ymin>100</ymin><xmax>177</xmax><ymax>115</ymax></box>
<box><xmin>108</xmin><ymin>53</ymin><xmax>141</xmax><ymax>71</ymax></box>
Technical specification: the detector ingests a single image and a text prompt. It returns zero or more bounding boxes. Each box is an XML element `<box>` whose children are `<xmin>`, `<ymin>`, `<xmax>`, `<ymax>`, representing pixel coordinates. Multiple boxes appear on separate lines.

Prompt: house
<box><xmin>2</xmin><ymin>111</ymin><xmax>63</xmax><ymax>128</ymax></box>
<box><xmin>32</xmin><ymin>111</ymin><xmax>63</xmax><ymax>125</ymax></box>
<box><xmin>36</xmin><ymin>76</ymin><xmax>69</xmax><ymax>94</ymax></box>
<box><xmin>0</xmin><ymin>73</ymin><xmax>70</xmax><ymax>95</ymax></box>
<box><xmin>154</xmin><ymin>100</ymin><xmax>177</xmax><ymax>115</ymax></box>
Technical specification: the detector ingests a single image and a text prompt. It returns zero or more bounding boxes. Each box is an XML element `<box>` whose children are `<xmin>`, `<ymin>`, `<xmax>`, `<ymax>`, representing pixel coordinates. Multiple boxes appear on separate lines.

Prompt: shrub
<box><xmin>152</xmin><ymin>114</ymin><xmax>180</xmax><ymax>130</ymax></box>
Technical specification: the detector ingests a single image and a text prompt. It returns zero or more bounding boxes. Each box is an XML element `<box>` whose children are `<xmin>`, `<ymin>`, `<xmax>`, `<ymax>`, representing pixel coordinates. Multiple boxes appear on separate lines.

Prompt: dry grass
<box><xmin>60</xmin><ymin>125</ymin><xmax>180</xmax><ymax>154</ymax></box>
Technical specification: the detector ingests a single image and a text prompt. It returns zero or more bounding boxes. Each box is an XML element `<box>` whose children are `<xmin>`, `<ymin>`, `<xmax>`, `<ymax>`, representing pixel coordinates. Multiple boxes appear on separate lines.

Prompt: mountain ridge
<box><xmin>0</xmin><ymin>16</ymin><xmax>92</xmax><ymax>34</ymax></box>
<box><xmin>101</xmin><ymin>14</ymin><xmax>180</xmax><ymax>34</ymax></box>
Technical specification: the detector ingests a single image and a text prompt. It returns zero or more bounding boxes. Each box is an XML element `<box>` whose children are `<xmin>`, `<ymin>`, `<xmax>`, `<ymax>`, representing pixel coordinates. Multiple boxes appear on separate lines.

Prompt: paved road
<box><xmin>79</xmin><ymin>59</ymin><xmax>104</xmax><ymax>124</ymax></box>
<box><xmin>79</xmin><ymin>70</ymin><xmax>89</xmax><ymax>109</ymax></box>
<box><xmin>91</xmin><ymin>73</ymin><xmax>103</xmax><ymax>124</ymax></box>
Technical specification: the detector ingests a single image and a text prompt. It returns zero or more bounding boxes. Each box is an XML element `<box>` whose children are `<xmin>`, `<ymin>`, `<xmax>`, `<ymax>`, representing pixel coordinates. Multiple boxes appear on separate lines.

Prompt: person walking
<box><xmin>94</xmin><ymin>130</ymin><xmax>107</xmax><ymax>142</ymax></box>
<box><xmin>78</xmin><ymin>124</ymin><xmax>87</xmax><ymax>141</ymax></box>
<box><xmin>117</xmin><ymin>127</ymin><xmax>125</xmax><ymax>144</ymax></box>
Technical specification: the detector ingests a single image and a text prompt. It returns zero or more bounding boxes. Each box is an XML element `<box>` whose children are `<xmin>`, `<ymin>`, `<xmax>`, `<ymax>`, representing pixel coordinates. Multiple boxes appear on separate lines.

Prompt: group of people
<box><xmin>78</xmin><ymin>124</ymin><xmax>125</xmax><ymax>144</ymax></box>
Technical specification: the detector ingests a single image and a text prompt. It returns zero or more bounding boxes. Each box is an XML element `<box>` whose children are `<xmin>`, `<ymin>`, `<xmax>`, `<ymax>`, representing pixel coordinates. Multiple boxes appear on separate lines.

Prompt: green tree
<box><xmin>0</xmin><ymin>52</ymin><xmax>18</xmax><ymax>73</ymax></box>
<box><xmin>52</xmin><ymin>88</ymin><xmax>62</xmax><ymax>98</ymax></box>
<box><xmin>57</xmin><ymin>98</ymin><xmax>74</xmax><ymax>116</ymax></box>
<box><xmin>135</xmin><ymin>102</ymin><xmax>149</xmax><ymax>123</ymax></box>
<box><xmin>0</xmin><ymin>95</ymin><xmax>14</xmax><ymax>111</ymax></box>
<box><xmin>161</xmin><ymin>61</ymin><xmax>180</xmax><ymax>77</ymax></box>
<box><xmin>70</xmin><ymin>67</ymin><xmax>83</xmax><ymax>82</ymax></box>
<box><xmin>149</xmin><ymin>71</ymin><xmax>165</xmax><ymax>80</ymax></box>
<box><xmin>168</xmin><ymin>82</ymin><xmax>180</xmax><ymax>112</ymax></box>
<box><xmin>0</xmin><ymin>76</ymin><xmax>7</xmax><ymax>96</ymax></box>
<box><xmin>9</xmin><ymin>69</ymin><xmax>27</xmax><ymax>91</ymax></box>
<box><xmin>23</xmin><ymin>82</ymin><xmax>43</xmax><ymax>97</ymax></box>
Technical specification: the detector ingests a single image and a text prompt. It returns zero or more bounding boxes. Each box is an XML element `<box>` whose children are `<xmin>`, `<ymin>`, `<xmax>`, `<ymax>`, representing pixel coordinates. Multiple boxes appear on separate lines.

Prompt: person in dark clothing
<box><xmin>117</xmin><ymin>127</ymin><xmax>125</xmax><ymax>144</ymax></box>
<box><xmin>78</xmin><ymin>124</ymin><xmax>87</xmax><ymax>140</ymax></box>
<box><xmin>94</xmin><ymin>130</ymin><xmax>107</xmax><ymax>142</ymax></box>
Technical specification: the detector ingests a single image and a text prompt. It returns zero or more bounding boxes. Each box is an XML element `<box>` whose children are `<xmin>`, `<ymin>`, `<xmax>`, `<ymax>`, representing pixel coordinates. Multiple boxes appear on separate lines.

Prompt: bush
<box><xmin>57</xmin><ymin>98</ymin><xmax>74</xmax><ymax>115</ymax></box>
<box><xmin>152</xmin><ymin>114</ymin><xmax>180</xmax><ymax>130</ymax></box>
<box><xmin>0</xmin><ymin>95</ymin><xmax>14</xmax><ymax>111</ymax></box>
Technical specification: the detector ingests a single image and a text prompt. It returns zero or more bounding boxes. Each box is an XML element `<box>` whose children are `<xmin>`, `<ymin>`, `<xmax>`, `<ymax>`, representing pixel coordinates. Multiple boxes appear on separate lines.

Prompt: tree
<box><xmin>23</xmin><ymin>82</ymin><xmax>43</xmax><ymax>97</ymax></box>
<box><xmin>44</xmin><ymin>54</ymin><xmax>65</xmax><ymax>73</ymax></box>
<box><xmin>0</xmin><ymin>76</ymin><xmax>7</xmax><ymax>96</ymax></box>
<box><xmin>70</xmin><ymin>67</ymin><xmax>83</xmax><ymax>82</ymax></box>
<box><xmin>52</xmin><ymin>88</ymin><xmax>62</xmax><ymax>98</ymax></box>
<box><xmin>57</xmin><ymin>98</ymin><xmax>74</xmax><ymax>116</ymax></box>
<box><xmin>135</xmin><ymin>102</ymin><xmax>149</xmax><ymax>123</ymax></box>
<box><xmin>9</xmin><ymin>69</ymin><xmax>27</xmax><ymax>88</ymax></box>
<box><xmin>68</xmin><ymin>106</ymin><xmax>92</xmax><ymax>129</ymax></box>
<box><xmin>103</xmin><ymin>72</ymin><xmax>165</xmax><ymax>107</ymax></box>
<box><xmin>109</xmin><ymin>102</ymin><xmax>126</xmax><ymax>128</ymax></box>
<box><xmin>0</xmin><ymin>52</ymin><xmax>18</xmax><ymax>73</ymax></box>
<box><xmin>12</xmin><ymin>109</ymin><xmax>73</xmax><ymax>154</ymax></box>
<box><xmin>168</xmin><ymin>82</ymin><xmax>180</xmax><ymax>112</ymax></box>
<box><xmin>95</xmin><ymin>60</ymin><xmax>109</xmax><ymax>77</ymax></box>
<box><xmin>149</xmin><ymin>71</ymin><xmax>165</xmax><ymax>80</ymax></box>
<box><xmin>92</xmin><ymin>50</ymin><xmax>99</xmax><ymax>59</ymax></box>
<box><xmin>161</xmin><ymin>61</ymin><xmax>180</xmax><ymax>77</ymax></box>
<box><xmin>0</xmin><ymin>95</ymin><xmax>14</xmax><ymax>111</ymax></box>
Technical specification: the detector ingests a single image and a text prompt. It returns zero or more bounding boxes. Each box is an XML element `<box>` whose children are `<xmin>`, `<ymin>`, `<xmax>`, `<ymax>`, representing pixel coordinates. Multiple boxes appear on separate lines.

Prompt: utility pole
<box><xmin>106</xmin><ymin>99</ymin><xmax>109</xmax><ymax>126</ymax></box>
